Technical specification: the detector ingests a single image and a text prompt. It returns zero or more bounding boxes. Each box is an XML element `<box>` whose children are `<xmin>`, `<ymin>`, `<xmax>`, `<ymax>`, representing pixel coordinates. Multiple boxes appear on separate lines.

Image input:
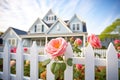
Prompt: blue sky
<box><xmin>0</xmin><ymin>0</ymin><xmax>120</xmax><ymax>34</ymax></box>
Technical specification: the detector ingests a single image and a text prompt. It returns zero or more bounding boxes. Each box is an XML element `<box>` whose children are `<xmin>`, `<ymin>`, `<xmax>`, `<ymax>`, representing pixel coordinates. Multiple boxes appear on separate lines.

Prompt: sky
<box><xmin>0</xmin><ymin>0</ymin><xmax>120</xmax><ymax>34</ymax></box>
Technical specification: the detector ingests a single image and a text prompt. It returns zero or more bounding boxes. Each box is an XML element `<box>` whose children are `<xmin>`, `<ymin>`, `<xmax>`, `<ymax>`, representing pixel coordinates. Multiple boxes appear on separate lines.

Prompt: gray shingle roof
<box><xmin>12</xmin><ymin>27</ymin><xmax>27</xmax><ymax>35</ymax></box>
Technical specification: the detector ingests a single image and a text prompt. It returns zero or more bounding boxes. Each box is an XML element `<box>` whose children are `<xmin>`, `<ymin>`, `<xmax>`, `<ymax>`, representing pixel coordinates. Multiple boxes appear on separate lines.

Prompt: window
<box><xmin>8</xmin><ymin>38</ymin><xmax>16</xmax><ymax>47</ymax></box>
<box><xmin>47</xmin><ymin>15</ymin><xmax>56</xmax><ymax>21</ymax></box>
<box><xmin>34</xmin><ymin>25</ymin><xmax>37</xmax><ymax>32</ymax></box>
<box><xmin>46</xmin><ymin>16</ymin><xmax>48</xmax><ymax>21</ymax></box>
<box><xmin>73</xmin><ymin>24</ymin><xmax>75</xmax><ymax>30</ymax></box>
<box><xmin>37</xmin><ymin>24</ymin><xmax>41</xmax><ymax>32</ymax></box>
<box><xmin>54</xmin><ymin>16</ymin><xmax>57</xmax><ymax>20</ymax></box>
<box><xmin>72</xmin><ymin>23</ymin><xmax>81</xmax><ymax>31</ymax></box>
<box><xmin>77</xmin><ymin>24</ymin><xmax>79</xmax><ymax>30</ymax></box>
<box><xmin>41</xmin><ymin>40</ymin><xmax>45</xmax><ymax>46</ymax></box>
<box><xmin>42</xmin><ymin>25</ymin><xmax>44</xmax><ymax>32</ymax></box>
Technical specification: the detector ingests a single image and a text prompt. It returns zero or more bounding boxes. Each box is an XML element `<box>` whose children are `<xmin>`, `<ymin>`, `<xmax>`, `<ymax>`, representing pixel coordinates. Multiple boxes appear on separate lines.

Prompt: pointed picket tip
<box><xmin>31</xmin><ymin>41</ymin><xmax>37</xmax><ymax>48</ymax></box>
<box><xmin>106</xmin><ymin>42</ymin><xmax>118</xmax><ymax>80</ymax></box>
<box><xmin>65</xmin><ymin>42</ymin><xmax>73</xmax><ymax>58</ymax></box>
<box><xmin>16</xmin><ymin>41</ymin><xmax>23</xmax><ymax>54</ymax></box>
<box><xmin>106</xmin><ymin>42</ymin><xmax>117</xmax><ymax>57</ymax></box>
<box><xmin>30</xmin><ymin>41</ymin><xmax>37</xmax><ymax>54</ymax></box>
<box><xmin>85</xmin><ymin>43</ymin><xmax>95</xmax><ymax>80</ymax></box>
<box><xmin>85</xmin><ymin>43</ymin><xmax>94</xmax><ymax>56</ymax></box>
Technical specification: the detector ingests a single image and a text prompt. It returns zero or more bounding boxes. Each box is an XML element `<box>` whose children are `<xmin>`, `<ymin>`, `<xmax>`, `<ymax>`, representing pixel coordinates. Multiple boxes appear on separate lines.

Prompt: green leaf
<box><xmin>42</xmin><ymin>59</ymin><xmax>51</xmax><ymax>66</ymax></box>
<box><xmin>54</xmin><ymin>63</ymin><xmax>61</xmax><ymax>73</ymax></box>
<box><xmin>67</xmin><ymin>58</ymin><xmax>73</xmax><ymax>66</ymax></box>
<box><xmin>60</xmin><ymin>62</ymin><xmax>66</xmax><ymax>71</ymax></box>
<box><xmin>51</xmin><ymin>62</ymin><xmax>56</xmax><ymax>74</ymax></box>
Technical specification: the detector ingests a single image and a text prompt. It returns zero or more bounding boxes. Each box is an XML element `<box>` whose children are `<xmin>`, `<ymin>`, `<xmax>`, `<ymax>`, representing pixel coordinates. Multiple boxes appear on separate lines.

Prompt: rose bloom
<box><xmin>114</xmin><ymin>39</ymin><xmax>120</xmax><ymax>45</ymax></box>
<box><xmin>10</xmin><ymin>47</ymin><xmax>17</xmax><ymax>53</ymax></box>
<box><xmin>117</xmin><ymin>53</ymin><xmax>120</xmax><ymax>58</ymax></box>
<box><xmin>74</xmin><ymin>38</ymin><xmax>82</xmax><ymax>46</ymax></box>
<box><xmin>76</xmin><ymin>64</ymin><xmax>82</xmax><ymax>70</ymax></box>
<box><xmin>24</xmin><ymin>48</ymin><xmax>28</xmax><ymax>52</ymax></box>
<box><xmin>45</xmin><ymin>37</ymin><xmax>68</xmax><ymax>59</ymax></box>
<box><xmin>87</xmin><ymin>34</ymin><xmax>101</xmax><ymax>48</ymax></box>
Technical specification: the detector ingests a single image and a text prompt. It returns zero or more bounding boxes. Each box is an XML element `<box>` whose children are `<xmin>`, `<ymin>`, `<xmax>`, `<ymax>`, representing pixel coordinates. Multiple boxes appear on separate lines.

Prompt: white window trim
<box><xmin>8</xmin><ymin>38</ymin><xmax>16</xmax><ymax>47</ymax></box>
<box><xmin>36</xmin><ymin>24</ymin><xmax>44</xmax><ymax>33</ymax></box>
<box><xmin>48</xmin><ymin>15</ymin><xmax>54</xmax><ymax>21</ymax></box>
<box><xmin>72</xmin><ymin>23</ymin><xmax>82</xmax><ymax>31</ymax></box>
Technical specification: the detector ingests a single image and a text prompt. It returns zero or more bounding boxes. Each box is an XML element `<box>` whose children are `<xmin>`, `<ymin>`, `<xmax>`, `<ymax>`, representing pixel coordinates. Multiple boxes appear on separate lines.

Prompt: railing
<box><xmin>0</xmin><ymin>41</ymin><xmax>120</xmax><ymax>80</ymax></box>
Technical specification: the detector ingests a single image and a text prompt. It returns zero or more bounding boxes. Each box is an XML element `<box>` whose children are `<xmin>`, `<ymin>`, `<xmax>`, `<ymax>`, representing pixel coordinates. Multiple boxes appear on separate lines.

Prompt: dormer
<box><xmin>68</xmin><ymin>14</ymin><xmax>87</xmax><ymax>33</ymax></box>
<box><xmin>43</xmin><ymin>9</ymin><xmax>57</xmax><ymax>24</ymax></box>
<box><xmin>28</xmin><ymin>18</ymin><xmax>49</xmax><ymax>34</ymax></box>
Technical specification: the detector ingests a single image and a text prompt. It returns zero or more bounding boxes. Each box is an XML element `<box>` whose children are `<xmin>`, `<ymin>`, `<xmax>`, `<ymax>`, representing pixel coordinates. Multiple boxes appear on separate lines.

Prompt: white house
<box><xmin>2</xmin><ymin>9</ymin><xmax>88</xmax><ymax>52</ymax></box>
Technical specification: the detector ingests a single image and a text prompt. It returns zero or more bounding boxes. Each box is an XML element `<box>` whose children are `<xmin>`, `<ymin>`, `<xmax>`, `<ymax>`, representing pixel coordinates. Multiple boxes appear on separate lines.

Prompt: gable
<box><xmin>68</xmin><ymin>15</ymin><xmax>85</xmax><ymax>32</ymax></box>
<box><xmin>2</xmin><ymin>27</ymin><xmax>20</xmax><ymax>40</ymax></box>
<box><xmin>43</xmin><ymin>9</ymin><xmax>57</xmax><ymax>24</ymax></box>
<box><xmin>29</xmin><ymin>18</ymin><xmax>49</xmax><ymax>34</ymax></box>
<box><xmin>47</xmin><ymin>19</ymin><xmax>72</xmax><ymax>34</ymax></box>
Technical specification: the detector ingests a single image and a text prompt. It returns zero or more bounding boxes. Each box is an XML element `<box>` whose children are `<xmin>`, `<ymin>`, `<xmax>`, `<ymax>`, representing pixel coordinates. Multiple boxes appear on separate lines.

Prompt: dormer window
<box><xmin>72</xmin><ymin>23</ymin><xmax>81</xmax><ymax>31</ymax></box>
<box><xmin>73</xmin><ymin>24</ymin><xmax>75</xmax><ymax>30</ymax></box>
<box><xmin>37</xmin><ymin>24</ymin><xmax>41</xmax><ymax>32</ymax></box>
<box><xmin>47</xmin><ymin>15</ymin><xmax>56</xmax><ymax>21</ymax></box>
<box><xmin>34</xmin><ymin>24</ymin><xmax>44</xmax><ymax>33</ymax></box>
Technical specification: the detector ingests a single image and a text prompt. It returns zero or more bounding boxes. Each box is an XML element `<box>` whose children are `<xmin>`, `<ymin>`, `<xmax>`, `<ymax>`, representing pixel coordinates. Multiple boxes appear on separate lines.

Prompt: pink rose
<box><xmin>45</xmin><ymin>38</ymin><xmax>68</xmax><ymax>59</ymax></box>
<box><xmin>76</xmin><ymin>64</ymin><xmax>82</xmax><ymax>70</ymax></box>
<box><xmin>74</xmin><ymin>38</ymin><xmax>82</xmax><ymax>46</ymax></box>
<box><xmin>114</xmin><ymin>40</ymin><xmax>120</xmax><ymax>44</ymax></box>
<box><xmin>24</xmin><ymin>48</ymin><xmax>28</xmax><ymax>52</ymax></box>
<box><xmin>117</xmin><ymin>53</ymin><xmax>120</xmax><ymax>58</ymax></box>
<box><xmin>10</xmin><ymin>47</ymin><xmax>17</xmax><ymax>53</ymax></box>
<box><xmin>87</xmin><ymin>34</ymin><xmax>101</xmax><ymax>48</ymax></box>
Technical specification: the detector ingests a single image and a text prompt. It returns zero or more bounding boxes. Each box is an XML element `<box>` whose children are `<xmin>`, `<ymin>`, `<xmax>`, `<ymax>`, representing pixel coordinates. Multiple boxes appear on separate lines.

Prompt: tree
<box><xmin>99</xmin><ymin>19</ymin><xmax>120</xmax><ymax>40</ymax></box>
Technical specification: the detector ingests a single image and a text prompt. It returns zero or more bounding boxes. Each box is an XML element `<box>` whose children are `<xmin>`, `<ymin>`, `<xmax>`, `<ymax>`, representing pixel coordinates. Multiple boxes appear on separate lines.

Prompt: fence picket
<box><xmin>46</xmin><ymin>61</ymin><xmax>55</xmax><ymax>80</ymax></box>
<box><xmin>106</xmin><ymin>43</ymin><xmax>118</xmax><ymax>80</ymax></box>
<box><xmin>30</xmin><ymin>41</ymin><xmax>38</xmax><ymax>80</ymax></box>
<box><xmin>16</xmin><ymin>41</ymin><xmax>24</xmax><ymax>80</ymax></box>
<box><xmin>64</xmin><ymin>43</ymin><xmax>73</xmax><ymax>80</ymax></box>
<box><xmin>3</xmin><ymin>42</ymin><xmax>10</xmax><ymax>80</ymax></box>
<box><xmin>85</xmin><ymin>44</ymin><xmax>94</xmax><ymax>80</ymax></box>
<box><xmin>0</xmin><ymin>42</ymin><xmax>119</xmax><ymax>80</ymax></box>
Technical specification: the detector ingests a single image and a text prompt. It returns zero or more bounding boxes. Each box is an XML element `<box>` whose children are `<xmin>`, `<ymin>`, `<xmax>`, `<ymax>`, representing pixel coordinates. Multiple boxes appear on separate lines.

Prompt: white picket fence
<box><xmin>0</xmin><ymin>41</ymin><xmax>120</xmax><ymax>80</ymax></box>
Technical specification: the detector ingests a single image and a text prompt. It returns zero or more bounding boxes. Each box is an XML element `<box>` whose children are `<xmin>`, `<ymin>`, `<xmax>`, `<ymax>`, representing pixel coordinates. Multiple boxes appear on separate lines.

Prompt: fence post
<box><xmin>64</xmin><ymin>43</ymin><xmax>73</xmax><ymax>80</ymax></box>
<box><xmin>30</xmin><ymin>41</ymin><xmax>38</xmax><ymax>80</ymax></box>
<box><xmin>106</xmin><ymin>43</ymin><xmax>118</xmax><ymax>80</ymax></box>
<box><xmin>85</xmin><ymin>44</ymin><xmax>94</xmax><ymax>80</ymax></box>
<box><xmin>16</xmin><ymin>41</ymin><xmax>24</xmax><ymax>80</ymax></box>
<box><xmin>3</xmin><ymin>42</ymin><xmax>10</xmax><ymax>80</ymax></box>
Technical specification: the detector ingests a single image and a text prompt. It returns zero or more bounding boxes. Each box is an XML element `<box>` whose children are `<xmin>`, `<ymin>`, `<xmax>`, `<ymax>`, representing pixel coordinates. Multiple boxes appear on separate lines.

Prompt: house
<box><xmin>2</xmin><ymin>9</ymin><xmax>88</xmax><ymax>52</ymax></box>
<box><xmin>1</xmin><ymin>27</ymin><xmax>27</xmax><ymax>47</ymax></box>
